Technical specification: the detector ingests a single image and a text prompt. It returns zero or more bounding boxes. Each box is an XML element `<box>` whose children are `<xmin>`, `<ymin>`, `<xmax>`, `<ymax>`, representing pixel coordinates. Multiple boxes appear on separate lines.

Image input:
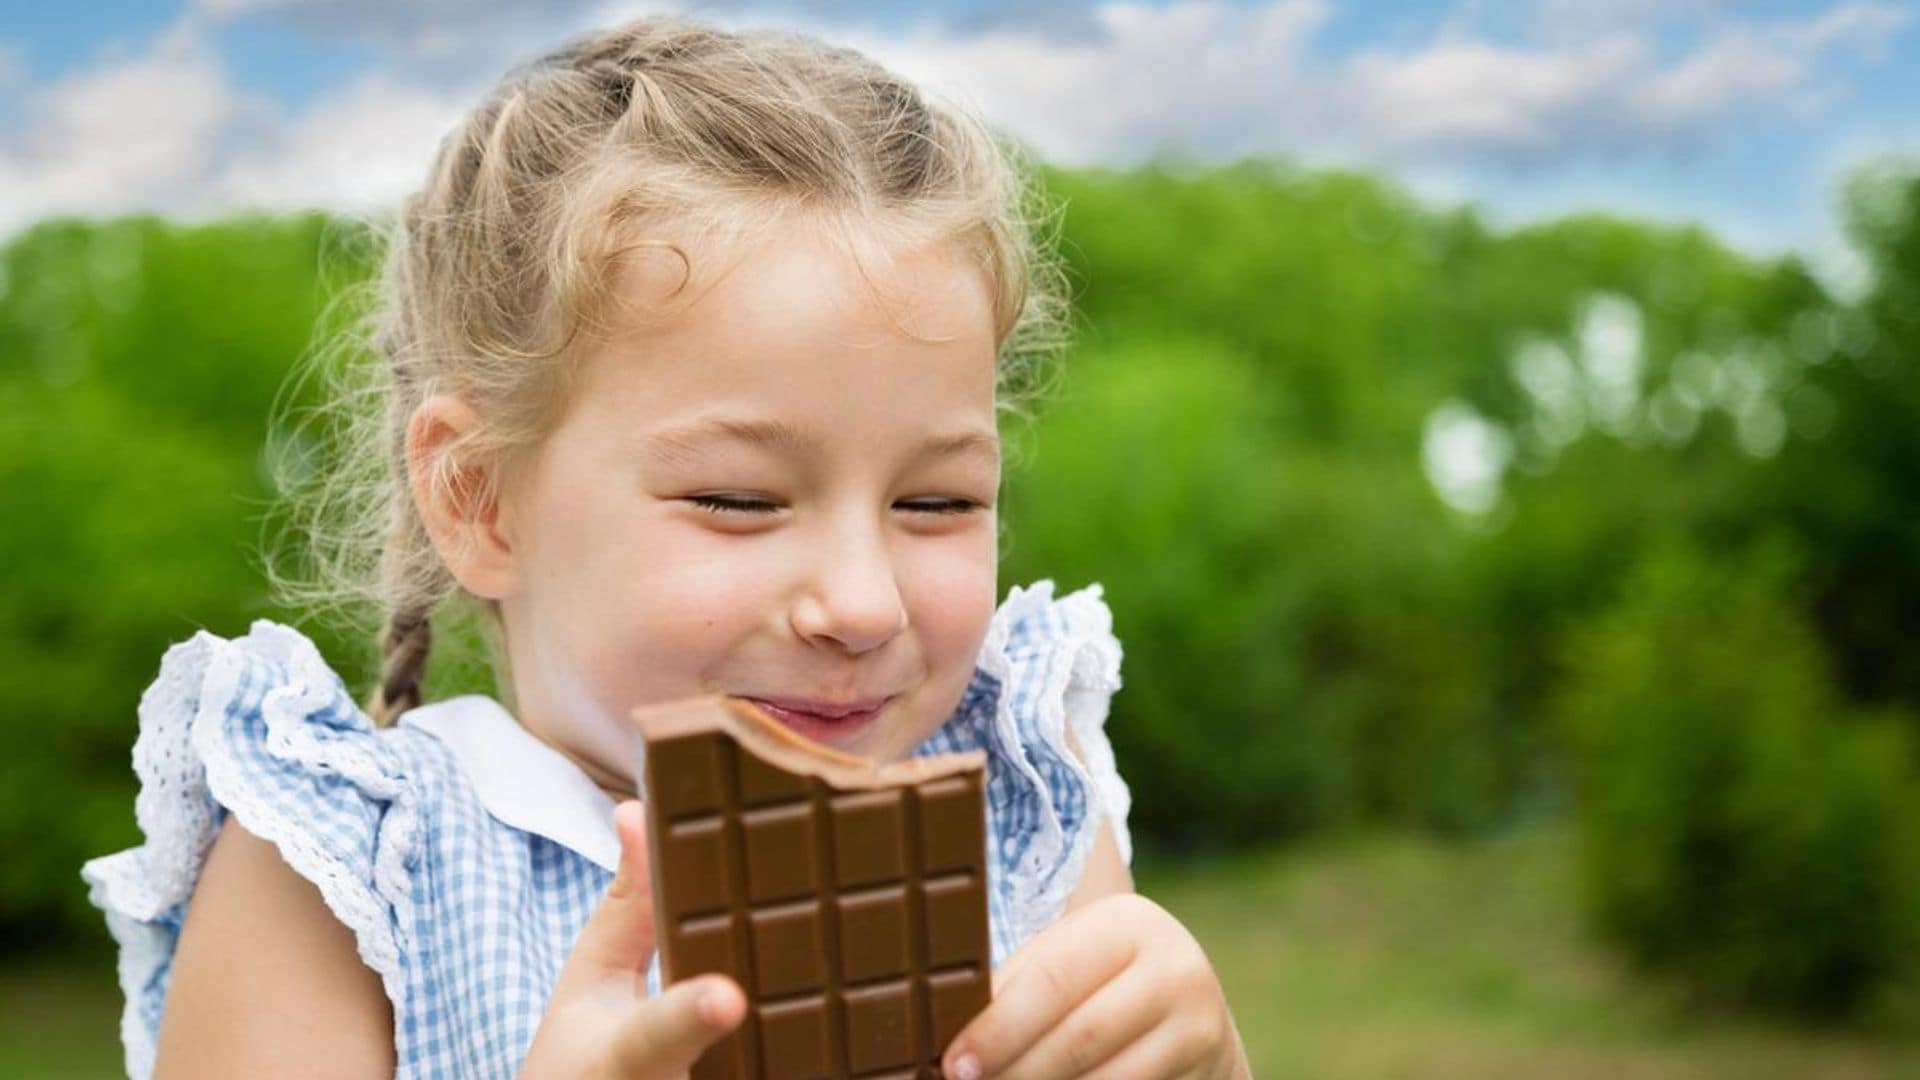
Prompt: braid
<box><xmin>366</xmin><ymin>606</ymin><xmax>434</xmax><ymax>725</ymax></box>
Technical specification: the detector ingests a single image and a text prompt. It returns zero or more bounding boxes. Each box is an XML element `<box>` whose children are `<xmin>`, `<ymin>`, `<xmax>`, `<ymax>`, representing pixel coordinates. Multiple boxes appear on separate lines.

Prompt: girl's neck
<box><xmin>534</xmin><ymin>725</ymin><xmax>641</xmax><ymax>804</ymax></box>
<box><xmin>498</xmin><ymin>680</ymin><xmax>642</xmax><ymax>804</ymax></box>
<box><xmin>579</xmin><ymin>750</ymin><xmax>640</xmax><ymax>803</ymax></box>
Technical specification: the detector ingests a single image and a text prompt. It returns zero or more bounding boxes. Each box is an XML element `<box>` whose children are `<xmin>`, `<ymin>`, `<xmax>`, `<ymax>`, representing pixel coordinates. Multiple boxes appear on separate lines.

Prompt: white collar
<box><xmin>400</xmin><ymin>695</ymin><xmax>622</xmax><ymax>873</ymax></box>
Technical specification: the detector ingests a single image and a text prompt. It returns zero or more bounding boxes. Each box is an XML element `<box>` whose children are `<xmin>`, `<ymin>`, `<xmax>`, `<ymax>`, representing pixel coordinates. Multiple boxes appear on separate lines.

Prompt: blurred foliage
<box><xmin>0</xmin><ymin>214</ymin><xmax>362</xmax><ymax>950</ymax></box>
<box><xmin>1002</xmin><ymin>158</ymin><xmax>1904</xmax><ymax>854</ymax></box>
<box><xmin>1747</xmin><ymin>161</ymin><xmax>1920</xmax><ymax>709</ymax></box>
<box><xmin>2</xmin><ymin>156</ymin><xmax>1917</xmax><ymax>1020</ymax></box>
<box><xmin>1553</xmin><ymin>535</ymin><xmax>1920</xmax><ymax>1016</ymax></box>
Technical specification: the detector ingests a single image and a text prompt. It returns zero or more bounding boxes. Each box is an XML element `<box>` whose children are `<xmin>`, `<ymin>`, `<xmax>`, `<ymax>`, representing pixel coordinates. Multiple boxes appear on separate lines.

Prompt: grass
<box><xmin>0</xmin><ymin>948</ymin><xmax>126</xmax><ymax>1078</ymax></box>
<box><xmin>9</xmin><ymin>826</ymin><xmax>1920</xmax><ymax>1077</ymax></box>
<box><xmin>1140</xmin><ymin>826</ymin><xmax>1920</xmax><ymax>1078</ymax></box>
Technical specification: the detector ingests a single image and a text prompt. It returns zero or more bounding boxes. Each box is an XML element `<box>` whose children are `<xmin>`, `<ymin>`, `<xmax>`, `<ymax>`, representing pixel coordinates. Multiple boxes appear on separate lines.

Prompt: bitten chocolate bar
<box><xmin>629</xmin><ymin>696</ymin><xmax>992</xmax><ymax>1080</ymax></box>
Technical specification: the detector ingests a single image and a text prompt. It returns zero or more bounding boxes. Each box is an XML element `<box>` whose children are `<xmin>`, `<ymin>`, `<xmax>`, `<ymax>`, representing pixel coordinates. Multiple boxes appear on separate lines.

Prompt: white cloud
<box><xmin>1629</xmin><ymin>4</ymin><xmax>1908</xmax><ymax>129</ymax></box>
<box><xmin>1327</xmin><ymin>35</ymin><xmax>1646</xmax><ymax>159</ymax></box>
<box><xmin>0</xmin><ymin>0</ymin><xmax>1910</xmax><ymax>242</ymax></box>
<box><xmin>824</xmin><ymin>0</ymin><xmax>1329</xmax><ymax>166</ymax></box>
<box><xmin>0</xmin><ymin>18</ymin><xmax>464</xmax><ymax>237</ymax></box>
<box><xmin>215</xmin><ymin>73</ymin><xmax>465</xmax><ymax>215</ymax></box>
<box><xmin>827</xmin><ymin>0</ymin><xmax>1910</xmax><ymax>170</ymax></box>
<box><xmin>0</xmin><ymin>28</ymin><xmax>261</xmax><ymax>234</ymax></box>
<box><xmin>1795</xmin><ymin>1</ymin><xmax>1911</xmax><ymax>57</ymax></box>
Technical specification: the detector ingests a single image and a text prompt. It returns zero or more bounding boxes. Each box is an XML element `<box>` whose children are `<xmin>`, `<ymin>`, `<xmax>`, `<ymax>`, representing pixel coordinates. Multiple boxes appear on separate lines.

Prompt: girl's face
<box><xmin>479</xmin><ymin>215</ymin><xmax>1001</xmax><ymax>794</ymax></box>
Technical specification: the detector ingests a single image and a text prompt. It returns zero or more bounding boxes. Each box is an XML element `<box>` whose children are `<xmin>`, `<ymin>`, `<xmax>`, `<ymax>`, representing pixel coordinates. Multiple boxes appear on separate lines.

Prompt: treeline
<box><xmin>3</xmin><ymin>157</ymin><xmax>1916</xmax><ymax>1015</ymax></box>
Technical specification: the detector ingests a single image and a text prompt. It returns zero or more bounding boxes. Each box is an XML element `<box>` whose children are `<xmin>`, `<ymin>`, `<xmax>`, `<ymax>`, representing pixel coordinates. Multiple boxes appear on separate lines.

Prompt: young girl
<box><xmin>82</xmin><ymin>14</ymin><xmax>1250</xmax><ymax>1080</ymax></box>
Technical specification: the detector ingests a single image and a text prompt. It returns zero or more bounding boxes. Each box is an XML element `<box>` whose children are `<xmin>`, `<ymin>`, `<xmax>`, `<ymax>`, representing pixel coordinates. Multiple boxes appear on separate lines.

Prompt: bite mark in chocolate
<box><xmin>630</xmin><ymin>696</ymin><xmax>993</xmax><ymax>1080</ymax></box>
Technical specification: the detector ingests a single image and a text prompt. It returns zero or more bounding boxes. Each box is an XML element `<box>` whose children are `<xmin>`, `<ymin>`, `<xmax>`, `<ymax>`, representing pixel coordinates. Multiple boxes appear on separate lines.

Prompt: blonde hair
<box><xmin>265</xmin><ymin>14</ymin><xmax>1073</xmax><ymax>726</ymax></box>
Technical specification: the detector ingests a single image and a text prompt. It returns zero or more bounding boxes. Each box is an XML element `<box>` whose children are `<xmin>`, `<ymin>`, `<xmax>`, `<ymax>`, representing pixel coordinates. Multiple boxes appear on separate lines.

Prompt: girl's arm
<box><xmin>1065</xmin><ymin>821</ymin><xmax>1134</xmax><ymax>912</ymax></box>
<box><xmin>153</xmin><ymin>804</ymin><xmax>745</xmax><ymax>1080</ymax></box>
<box><xmin>1063</xmin><ymin>725</ymin><xmax>1135</xmax><ymax>912</ymax></box>
<box><xmin>153</xmin><ymin>817</ymin><xmax>396</xmax><ymax>1079</ymax></box>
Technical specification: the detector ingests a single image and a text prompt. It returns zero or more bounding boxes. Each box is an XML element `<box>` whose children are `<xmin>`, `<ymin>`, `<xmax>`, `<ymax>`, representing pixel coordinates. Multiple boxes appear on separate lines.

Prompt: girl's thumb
<box><xmin>564</xmin><ymin>800</ymin><xmax>661</xmax><ymax>983</ymax></box>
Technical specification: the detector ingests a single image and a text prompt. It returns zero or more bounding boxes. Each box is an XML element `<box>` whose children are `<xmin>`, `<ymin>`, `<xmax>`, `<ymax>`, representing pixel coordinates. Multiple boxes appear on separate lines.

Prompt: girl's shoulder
<box><xmin>83</xmin><ymin>618</ymin><xmax>462</xmax><ymax>906</ymax></box>
<box><xmin>79</xmin><ymin>619</ymin><xmax>475</xmax><ymax>1077</ymax></box>
<box><xmin>917</xmin><ymin>579</ymin><xmax>1132</xmax><ymax>964</ymax></box>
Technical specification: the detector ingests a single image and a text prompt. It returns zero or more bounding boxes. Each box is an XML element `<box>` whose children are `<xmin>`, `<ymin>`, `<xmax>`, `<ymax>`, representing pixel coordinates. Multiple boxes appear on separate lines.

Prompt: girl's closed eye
<box><xmin>895</xmin><ymin>496</ymin><xmax>988</xmax><ymax>515</ymax></box>
<box><xmin>681</xmin><ymin>494</ymin><xmax>989</xmax><ymax>515</ymax></box>
<box><xmin>685</xmin><ymin>493</ymin><xmax>782</xmax><ymax>515</ymax></box>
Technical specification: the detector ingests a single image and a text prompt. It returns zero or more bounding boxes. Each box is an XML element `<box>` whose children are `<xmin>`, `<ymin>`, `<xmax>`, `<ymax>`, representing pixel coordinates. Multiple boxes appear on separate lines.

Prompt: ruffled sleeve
<box><xmin>915</xmin><ymin>579</ymin><xmax>1133</xmax><ymax>963</ymax></box>
<box><xmin>79</xmin><ymin>620</ymin><xmax>420</xmax><ymax>1080</ymax></box>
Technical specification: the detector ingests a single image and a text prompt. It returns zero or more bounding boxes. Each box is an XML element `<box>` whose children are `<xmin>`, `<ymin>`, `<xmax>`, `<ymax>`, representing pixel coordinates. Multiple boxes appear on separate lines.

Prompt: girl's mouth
<box><xmin>740</xmin><ymin>697</ymin><xmax>889</xmax><ymax>748</ymax></box>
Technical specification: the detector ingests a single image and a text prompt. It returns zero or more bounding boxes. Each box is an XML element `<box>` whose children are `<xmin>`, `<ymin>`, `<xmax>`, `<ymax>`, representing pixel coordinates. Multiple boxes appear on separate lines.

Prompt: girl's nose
<box><xmin>789</xmin><ymin>527</ymin><xmax>909</xmax><ymax>655</ymax></box>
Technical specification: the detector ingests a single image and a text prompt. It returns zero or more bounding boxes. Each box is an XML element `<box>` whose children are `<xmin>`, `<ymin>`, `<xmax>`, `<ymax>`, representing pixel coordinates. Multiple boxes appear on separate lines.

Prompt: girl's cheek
<box><xmin>633</xmin><ymin>529</ymin><xmax>791</xmax><ymax>630</ymax></box>
<box><xmin>905</xmin><ymin>529</ymin><xmax>998</xmax><ymax>649</ymax></box>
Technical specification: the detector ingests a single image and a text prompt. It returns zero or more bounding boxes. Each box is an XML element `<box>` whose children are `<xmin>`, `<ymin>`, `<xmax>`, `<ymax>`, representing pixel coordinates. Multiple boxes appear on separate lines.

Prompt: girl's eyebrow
<box><xmin>640</xmin><ymin>416</ymin><xmax>1000</xmax><ymax>465</ymax></box>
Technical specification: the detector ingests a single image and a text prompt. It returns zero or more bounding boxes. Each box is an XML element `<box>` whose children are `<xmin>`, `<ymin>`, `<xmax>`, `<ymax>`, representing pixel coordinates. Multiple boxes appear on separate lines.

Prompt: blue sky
<box><xmin>2</xmin><ymin>0</ymin><xmax>1915</xmax><ymax>281</ymax></box>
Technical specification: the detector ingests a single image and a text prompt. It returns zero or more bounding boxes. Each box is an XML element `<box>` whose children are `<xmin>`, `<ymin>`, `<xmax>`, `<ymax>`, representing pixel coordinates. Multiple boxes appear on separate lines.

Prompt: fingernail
<box><xmin>948</xmin><ymin>1051</ymin><xmax>981</xmax><ymax>1080</ymax></box>
<box><xmin>698</xmin><ymin>986</ymin><xmax>726</xmax><ymax>1025</ymax></box>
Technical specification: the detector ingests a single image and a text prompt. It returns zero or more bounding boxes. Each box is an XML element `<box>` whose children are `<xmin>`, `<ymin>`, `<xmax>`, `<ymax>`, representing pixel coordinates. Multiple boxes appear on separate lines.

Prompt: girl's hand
<box><xmin>941</xmin><ymin>893</ymin><xmax>1251</xmax><ymax>1080</ymax></box>
<box><xmin>519</xmin><ymin>801</ymin><xmax>747</xmax><ymax>1079</ymax></box>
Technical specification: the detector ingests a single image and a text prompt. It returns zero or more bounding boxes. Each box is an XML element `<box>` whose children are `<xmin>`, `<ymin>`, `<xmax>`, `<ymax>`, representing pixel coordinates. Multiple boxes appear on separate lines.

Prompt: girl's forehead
<box><xmin>566</xmin><ymin>215</ymin><xmax>998</xmax><ymax>436</ymax></box>
<box><xmin>600</xmin><ymin>214</ymin><xmax>990</xmax><ymax>353</ymax></box>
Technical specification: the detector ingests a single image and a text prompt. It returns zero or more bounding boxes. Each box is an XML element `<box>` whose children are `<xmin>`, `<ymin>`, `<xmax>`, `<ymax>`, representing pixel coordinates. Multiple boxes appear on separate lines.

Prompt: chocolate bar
<box><xmin>630</xmin><ymin>696</ymin><xmax>992</xmax><ymax>1080</ymax></box>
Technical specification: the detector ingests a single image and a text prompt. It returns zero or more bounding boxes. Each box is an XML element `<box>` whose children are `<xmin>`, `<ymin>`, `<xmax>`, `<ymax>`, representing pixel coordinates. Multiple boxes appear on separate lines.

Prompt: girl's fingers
<box><xmin>605</xmin><ymin>974</ymin><xmax>746</xmax><ymax>1079</ymax></box>
<box><xmin>1079</xmin><ymin>1015</ymin><xmax>1217</xmax><ymax>1080</ymax></box>
<box><xmin>943</xmin><ymin>911</ymin><xmax>1137</xmax><ymax>1079</ymax></box>
<box><xmin>988</xmin><ymin>933</ymin><xmax>1035</xmax><ymax>998</ymax></box>
<box><xmin>553</xmin><ymin>801</ymin><xmax>657</xmax><ymax>999</ymax></box>
<box><xmin>992</xmin><ymin>964</ymin><xmax>1163</xmax><ymax>1080</ymax></box>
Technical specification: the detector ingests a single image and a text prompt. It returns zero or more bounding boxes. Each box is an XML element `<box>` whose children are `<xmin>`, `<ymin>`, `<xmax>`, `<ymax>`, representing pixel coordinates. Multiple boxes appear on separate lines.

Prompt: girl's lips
<box><xmin>742</xmin><ymin>697</ymin><xmax>888</xmax><ymax>747</ymax></box>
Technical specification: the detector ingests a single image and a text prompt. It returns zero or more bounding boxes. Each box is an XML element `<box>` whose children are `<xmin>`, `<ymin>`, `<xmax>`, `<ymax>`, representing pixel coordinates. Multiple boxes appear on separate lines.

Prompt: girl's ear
<box><xmin>406</xmin><ymin>394</ymin><xmax>518</xmax><ymax>600</ymax></box>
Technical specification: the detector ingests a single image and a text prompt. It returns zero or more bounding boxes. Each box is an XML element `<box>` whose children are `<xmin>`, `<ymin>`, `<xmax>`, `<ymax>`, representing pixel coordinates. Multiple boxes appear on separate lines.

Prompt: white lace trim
<box><xmin>1055</xmin><ymin>587</ymin><xmax>1133</xmax><ymax>867</ymax></box>
<box><xmin>980</xmin><ymin>580</ymin><xmax>1132</xmax><ymax>950</ymax></box>
<box><xmin>79</xmin><ymin>620</ymin><xmax>417</xmax><ymax>1080</ymax></box>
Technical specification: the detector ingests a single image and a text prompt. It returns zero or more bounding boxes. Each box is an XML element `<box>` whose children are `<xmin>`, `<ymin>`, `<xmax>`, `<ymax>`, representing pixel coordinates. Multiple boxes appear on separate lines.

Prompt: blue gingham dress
<box><xmin>81</xmin><ymin>579</ymin><xmax>1131</xmax><ymax>1080</ymax></box>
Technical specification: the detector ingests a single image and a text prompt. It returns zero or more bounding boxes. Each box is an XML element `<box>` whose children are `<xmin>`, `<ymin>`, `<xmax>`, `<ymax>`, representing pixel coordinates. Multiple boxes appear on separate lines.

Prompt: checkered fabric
<box><xmin>81</xmin><ymin>579</ymin><xmax>1130</xmax><ymax>1080</ymax></box>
